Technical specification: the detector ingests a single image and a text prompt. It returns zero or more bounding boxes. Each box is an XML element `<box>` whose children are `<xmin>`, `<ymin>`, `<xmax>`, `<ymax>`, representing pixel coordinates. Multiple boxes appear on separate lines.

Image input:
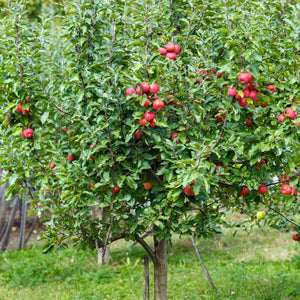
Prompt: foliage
<box><xmin>0</xmin><ymin>0</ymin><xmax>299</xmax><ymax>261</ymax></box>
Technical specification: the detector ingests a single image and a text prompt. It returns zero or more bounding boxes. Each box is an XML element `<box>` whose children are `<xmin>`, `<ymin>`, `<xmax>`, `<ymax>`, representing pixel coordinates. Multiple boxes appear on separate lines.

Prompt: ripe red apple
<box><xmin>136</xmin><ymin>86</ymin><xmax>141</xmax><ymax>95</ymax></box>
<box><xmin>158</xmin><ymin>47</ymin><xmax>167</xmax><ymax>56</ymax></box>
<box><xmin>238</xmin><ymin>73</ymin><xmax>253</xmax><ymax>84</ymax></box>
<box><xmin>290</xmin><ymin>186</ymin><xmax>297</xmax><ymax>196</ymax></box>
<box><xmin>216</xmin><ymin>114</ymin><xmax>225</xmax><ymax>123</ymax></box>
<box><xmin>227</xmin><ymin>87</ymin><xmax>237</xmax><ymax>97</ymax></box>
<box><xmin>235</xmin><ymin>93</ymin><xmax>242</xmax><ymax>100</ymax></box>
<box><xmin>139</xmin><ymin>118</ymin><xmax>147</xmax><ymax>126</ymax></box>
<box><xmin>215</xmin><ymin>166</ymin><xmax>226</xmax><ymax>178</ymax></box>
<box><xmin>286</xmin><ymin>107</ymin><xmax>298</xmax><ymax>119</ymax></box>
<box><xmin>245</xmin><ymin>119</ymin><xmax>252</xmax><ymax>127</ymax></box>
<box><xmin>144</xmin><ymin>181</ymin><xmax>153</xmax><ymax>190</ymax></box>
<box><xmin>261</xmin><ymin>103</ymin><xmax>267</xmax><ymax>107</ymax></box>
<box><xmin>217</xmin><ymin>72</ymin><xmax>224</xmax><ymax>78</ymax></box>
<box><xmin>242</xmin><ymin>89</ymin><xmax>250</xmax><ymax>98</ymax></box>
<box><xmin>165</xmin><ymin>42</ymin><xmax>175</xmax><ymax>52</ymax></box>
<box><xmin>175</xmin><ymin>102</ymin><xmax>183</xmax><ymax>108</ymax></box>
<box><xmin>267</xmin><ymin>84</ymin><xmax>276</xmax><ymax>93</ymax></box>
<box><xmin>16</xmin><ymin>103</ymin><xmax>23</xmax><ymax>113</ymax></box>
<box><xmin>238</xmin><ymin>98</ymin><xmax>248</xmax><ymax>106</ymax></box>
<box><xmin>140</xmin><ymin>82</ymin><xmax>150</xmax><ymax>93</ymax></box>
<box><xmin>144</xmin><ymin>111</ymin><xmax>155</xmax><ymax>121</ymax></box>
<box><xmin>278</xmin><ymin>114</ymin><xmax>286</xmax><ymax>123</ymax></box>
<box><xmin>22</xmin><ymin>107</ymin><xmax>30</xmax><ymax>114</ymax></box>
<box><xmin>240</xmin><ymin>186</ymin><xmax>249</xmax><ymax>196</ymax></box>
<box><xmin>166</xmin><ymin>52</ymin><xmax>176</xmax><ymax>60</ymax></box>
<box><xmin>134</xmin><ymin>130</ymin><xmax>142</xmax><ymax>139</ymax></box>
<box><xmin>22</xmin><ymin>128</ymin><xmax>34</xmax><ymax>138</ymax></box>
<box><xmin>150</xmin><ymin>83</ymin><xmax>159</xmax><ymax>94</ymax></box>
<box><xmin>171</xmin><ymin>133</ymin><xmax>179</xmax><ymax>140</ymax></box>
<box><xmin>174</xmin><ymin>44</ymin><xmax>181</xmax><ymax>54</ymax></box>
<box><xmin>281</xmin><ymin>174</ymin><xmax>290</xmax><ymax>184</ymax></box>
<box><xmin>89</xmin><ymin>183</ymin><xmax>94</xmax><ymax>188</ymax></box>
<box><xmin>258</xmin><ymin>185</ymin><xmax>267</xmax><ymax>194</ymax></box>
<box><xmin>126</xmin><ymin>87</ymin><xmax>136</xmax><ymax>96</ymax></box>
<box><xmin>292</xmin><ymin>233</ymin><xmax>300</xmax><ymax>241</ymax></box>
<box><xmin>281</xmin><ymin>184</ymin><xmax>292</xmax><ymax>195</ymax></box>
<box><xmin>183</xmin><ymin>185</ymin><xmax>195</xmax><ymax>196</ymax></box>
<box><xmin>114</xmin><ymin>185</ymin><xmax>120</xmax><ymax>193</ymax></box>
<box><xmin>149</xmin><ymin>121</ymin><xmax>156</xmax><ymax>128</ymax></box>
<box><xmin>45</xmin><ymin>190</ymin><xmax>50</xmax><ymax>194</ymax></box>
<box><xmin>139</xmin><ymin>98</ymin><xmax>150</xmax><ymax>108</ymax></box>
<box><xmin>153</xmin><ymin>99</ymin><xmax>164</xmax><ymax>110</ymax></box>
<box><xmin>49</xmin><ymin>163</ymin><xmax>55</xmax><ymax>169</ymax></box>
<box><xmin>249</xmin><ymin>91</ymin><xmax>257</xmax><ymax>100</ymax></box>
<box><xmin>67</xmin><ymin>155</ymin><xmax>74</xmax><ymax>162</ymax></box>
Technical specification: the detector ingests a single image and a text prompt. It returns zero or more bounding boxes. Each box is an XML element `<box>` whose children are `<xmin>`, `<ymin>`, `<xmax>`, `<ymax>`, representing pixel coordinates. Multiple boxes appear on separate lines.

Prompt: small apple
<box><xmin>174</xmin><ymin>44</ymin><xmax>181</xmax><ymax>54</ymax></box>
<box><xmin>238</xmin><ymin>73</ymin><xmax>253</xmax><ymax>84</ymax></box>
<box><xmin>165</xmin><ymin>42</ymin><xmax>175</xmax><ymax>52</ymax></box>
<box><xmin>242</xmin><ymin>89</ymin><xmax>250</xmax><ymax>98</ymax></box>
<box><xmin>16</xmin><ymin>103</ymin><xmax>23</xmax><ymax>113</ymax></box>
<box><xmin>89</xmin><ymin>182</ymin><xmax>94</xmax><ymax>188</ymax></box>
<box><xmin>150</xmin><ymin>83</ymin><xmax>160</xmax><ymax>94</ymax></box>
<box><xmin>22</xmin><ymin>128</ymin><xmax>34</xmax><ymax>138</ymax></box>
<box><xmin>235</xmin><ymin>93</ymin><xmax>242</xmax><ymax>100</ymax></box>
<box><xmin>171</xmin><ymin>133</ymin><xmax>179</xmax><ymax>140</ymax></box>
<box><xmin>136</xmin><ymin>86</ymin><xmax>141</xmax><ymax>95</ymax></box>
<box><xmin>238</xmin><ymin>98</ymin><xmax>248</xmax><ymax>106</ymax></box>
<box><xmin>144</xmin><ymin>111</ymin><xmax>155</xmax><ymax>121</ymax></box>
<box><xmin>267</xmin><ymin>84</ymin><xmax>276</xmax><ymax>93</ymax></box>
<box><xmin>175</xmin><ymin>102</ymin><xmax>183</xmax><ymax>108</ymax></box>
<box><xmin>290</xmin><ymin>186</ymin><xmax>297</xmax><ymax>196</ymax></box>
<box><xmin>245</xmin><ymin>119</ymin><xmax>252</xmax><ymax>127</ymax></box>
<box><xmin>158</xmin><ymin>47</ymin><xmax>167</xmax><ymax>56</ymax></box>
<box><xmin>149</xmin><ymin>121</ymin><xmax>156</xmax><ymax>128</ymax></box>
<box><xmin>126</xmin><ymin>87</ymin><xmax>136</xmax><ymax>96</ymax></box>
<box><xmin>140</xmin><ymin>82</ymin><xmax>150</xmax><ymax>93</ymax></box>
<box><xmin>134</xmin><ymin>130</ymin><xmax>142</xmax><ymax>139</ymax></box>
<box><xmin>280</xmin><ymin>174</ymin><xmax>290</xmax><ymax>184</ymax></box>
<box><xmin>278</xmin><ymin>114</ymin><xmax>286</xmax><ymax>123</ymax></box>
<box><xmin>227</xmin><ymin>87</ymin><xmax>237</xmax><ymax>97</ymax></box>
<box><xmin>240</xmin><ymin>186</ymin><xmax>249</xmax><ymax>196</ymax></box>
<box><xmin>261</xmin><ymin>103</ymin><xmax>267</xmax><ymax>108</ymax></box>
<box><xmin>153</xmin><ymin>99</ymin><xmax>164</xmax><ymax>110</ymax></box>
<box><xmin>292</xmin><ymin>233</ymin><xmax>300</xmax><ymax>241</ymax></box>
<box><xmin>114</xmin><ymin>185</ymin><xmax>120</xmax><ymax>193</ymax></box>
<box><xmin>144</xmin><ymin>181</ymin><xmax>153</xmax><ymax>190</ymax></box>
<box><xmin>166</xmin><ymin>52</ymin><xmax>176</xmax><ymax>60</ymax></box>
<box><xmin>183</xmin><ymin>185</ymin><xmax>195</xmax><ymax>196</ymax></box>
<box><xmin>249</xmin><ymin>91</ymin><xmax>257</xmax><ymax>100</ymax></box>
<box><xmin>49</xmin><ymin>163</ymin><xmax>55</xmax><ymax>169</ymax></box>
<box><xmin>258</xmin><ymin>185</ymin><xmax>267</xmax><ymax>194</ymax></box>
<box><xmin>217</xmin><ymin>72</ymin><xmax>224</xmax><ymax>78</ymax></box>
<box><xmin>256</xmin><ymin>211</ymin><xmax>266</xmax><ymax>220</ymax></box>
<box><xmin>139</xmin><ymin>118</ymin><xmax>147</xmax><ymax>126</ymax></box>
<box><xmin>215</xmin><ymin>166</ymin><xmax>226</xmax><ymax>178</ymax></box>
<box><xmin>140</xmin><ymin>98</ymin><xmax>150</xmax><ymax>108</ymax></box>
<box><xmin>281</xmin><ymin>184</ymin><xmax>292</xmax><ymax>195</ymax></box>
<box><xmin>67</xmin><ymin>155</ymin><xmax>74</xmax><ymax>162</ymax></box>
<box><xmin>286</xmin><ymin>107</ymin><xmax>298</xmax><ymax>119</ymax></box>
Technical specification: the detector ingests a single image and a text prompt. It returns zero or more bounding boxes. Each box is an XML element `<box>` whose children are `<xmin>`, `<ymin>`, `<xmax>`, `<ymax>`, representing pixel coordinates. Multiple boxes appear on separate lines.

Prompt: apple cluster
<box><xmin>158</xmin><ymin>42</ymin><xmax>180</xmax><ymax>60</ymax></box>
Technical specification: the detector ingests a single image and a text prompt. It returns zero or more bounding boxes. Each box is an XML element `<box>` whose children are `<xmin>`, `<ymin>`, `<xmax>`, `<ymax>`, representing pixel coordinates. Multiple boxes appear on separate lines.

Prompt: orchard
<box><xmin>0</xmin><ymin>1</ymin><xmax>299</xmax><ymax>299</ymax></box>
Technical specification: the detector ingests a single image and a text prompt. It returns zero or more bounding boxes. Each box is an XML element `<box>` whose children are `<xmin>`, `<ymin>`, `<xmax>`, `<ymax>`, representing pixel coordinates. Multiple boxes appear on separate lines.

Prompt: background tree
<box><xmin>0</xmin><ymin>0</ymin><xmax>299</xmax><ymax>299</ymax></box>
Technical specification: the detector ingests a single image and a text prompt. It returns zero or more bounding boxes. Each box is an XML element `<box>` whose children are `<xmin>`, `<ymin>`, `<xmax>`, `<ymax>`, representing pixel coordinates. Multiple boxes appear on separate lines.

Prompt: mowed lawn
<box><xmin>0</xmin><ymin>226</ymin><xmax>299</xmax><ymax>300</ymax></box>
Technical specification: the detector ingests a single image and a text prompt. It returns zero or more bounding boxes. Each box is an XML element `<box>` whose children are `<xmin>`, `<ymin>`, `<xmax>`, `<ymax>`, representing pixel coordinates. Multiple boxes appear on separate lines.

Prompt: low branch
<box><xmin>136</xmin><ymin>236</ymin><xmax>157</xmax><ymax>264</ymax></box>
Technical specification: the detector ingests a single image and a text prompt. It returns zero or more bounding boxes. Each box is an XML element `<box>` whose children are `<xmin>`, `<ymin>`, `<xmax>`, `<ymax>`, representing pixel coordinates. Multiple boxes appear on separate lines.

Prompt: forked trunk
<box><xmin>153</xmin><ymin>238</ymin><xmax>168</xmax><ymax>300</ymax></box>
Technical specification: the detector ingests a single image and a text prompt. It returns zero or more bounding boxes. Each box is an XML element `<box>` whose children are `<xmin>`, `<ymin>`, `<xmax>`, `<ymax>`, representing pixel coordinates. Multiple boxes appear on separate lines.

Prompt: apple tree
<box><xmin>0</xmin><ymin>0</ymin><xmax>299</xmax><ymax>299</ymax></box>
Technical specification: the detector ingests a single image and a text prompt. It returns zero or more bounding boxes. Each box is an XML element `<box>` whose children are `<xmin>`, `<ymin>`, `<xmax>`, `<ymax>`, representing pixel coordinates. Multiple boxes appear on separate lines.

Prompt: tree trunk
<box><xmin>153</xmin><ymin>238</ymin><xmax>168</xmax><ymax>300</ymax></box>
<box><xmin>19</xmin><ymin>199</ymin><xmax>27</xmax><ymax>249</ymax></box>
<box><xmin>0</xmin><ymin>182</ymin><xmax>9</xmax><ymax>233</ymax></box>
<box><xmin>97</xmin><ymin>206</ymin><xmax>110</xmax><ymax>265</ymax></box>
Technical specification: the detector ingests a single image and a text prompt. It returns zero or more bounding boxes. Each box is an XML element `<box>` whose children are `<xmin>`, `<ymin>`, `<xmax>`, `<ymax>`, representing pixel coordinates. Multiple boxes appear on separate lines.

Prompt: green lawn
<box><xmin>0</xmin><ymin>227</ymin><xmax>299</xmax><ymax>300</ymax></box>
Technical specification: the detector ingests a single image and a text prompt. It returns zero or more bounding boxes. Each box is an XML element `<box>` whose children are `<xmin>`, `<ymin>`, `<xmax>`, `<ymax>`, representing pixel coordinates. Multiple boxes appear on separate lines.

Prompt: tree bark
<box><xmin>97</xmin><ymin>206</ymin><xmax>110</xmax><ymax>265</ymax></box>
<box><xmin>153</xmin><ymin>237</ymin><xmax>168</xmax><ymax>300</ymax></box>
<box><xmin>19</xmin><ymin>199</ymin><xmax>27</xmax><ymax>249</ymax></box>
<box><xmin>0</xmin><ymin>182</ymin><xmax>9</xmax><ymax>234</ymax></box>
<box><xmin>143</xmin><ymin>256</ymin><xmax>150</xmax><ymax>300</ymax></box>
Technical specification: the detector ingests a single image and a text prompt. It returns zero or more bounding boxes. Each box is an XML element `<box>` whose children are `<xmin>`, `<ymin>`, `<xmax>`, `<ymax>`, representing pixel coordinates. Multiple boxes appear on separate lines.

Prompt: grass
<box><xmin>0</xmin><ymin>227</ymin><xmax>299</xmax><ymax>300</ymax></box>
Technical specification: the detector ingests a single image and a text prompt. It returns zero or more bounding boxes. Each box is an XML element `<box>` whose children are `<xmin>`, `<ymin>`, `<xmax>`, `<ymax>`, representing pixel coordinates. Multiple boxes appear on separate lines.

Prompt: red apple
<box><xmin>261</xmin><ymin>103</ymin><xmax>267</xmax><ymax>107</ymax></box>
<box><xmin>278</xmin><ymin>114</ymin><xmax>286</xmax><ymax>123</ymax></box>
<box><xmin>89</xmin><ymin>183</ymin><xmax>94</xmax><ymax>188</ymax></box>
<box><xmin>215</xmin><ymin>166</ymin><xmax>226</xmax><ymax>178</ymax></box>
<box><xmin>183</xmin><ymin>185</ymin><xmax>195</xmax><ymax>196</ymax></box>
<box><xmin>238</xmin><ymin>73</ymin><xmax>253</xmax><ymax>84</ymax></box>
<box><xmin>286</xmin><ymin>107</ymin><xmax>298</xmax><ymax>119</ymax></box>
<box><xmin>240</xmin><ymin>186</ymin><xmax>249</xmax><ymax>196</ymax></box>
<box><xmin>45</xmin><ymin>190</ymin><xmax>50</xmax><ymax>194</ymax></box>
<box><xmin>258</xmin><ymin>185</ymin><xmax>267</xmax><ymax>194</ymax></box>
<box><xmin>165</xmin><ymin>42</ymin><xmax>175</xmax><ymax>52</ymax></box>
<box><xmin>114</xmin><ymin>185</ymin><xmax>120</xmax><ymax>193</ymax></box>
<box><xmin>249</xmin><ymin>91</ymin><xmax>257</xmax><ymax>100</ymax></box>
<box><xmin>134</xmin><ymin>130</ymin><xmax>142</xmax><ymax>139</ymax></box>
<box><xmin>166</xmin><ymin>52</ymin><xmax>176</xmax><ymax>60</ymax></box>
<box><xmin>139</xmin><ymin>98</ymin><xmax>150</xmax><ymax>108</ymax></box>
<box><xmin>242</xmin><ymin>89</ymin><xmax>250</xmax><ymax>98</ymax></box>
<box><xmin>149</xmin><ymin>121</ymin><xmax>156</xmax><ymax>128</ymax></box>
<box><xmin>126</xmin><ymin>87</ymin><xmax>136</xmax><ymax>96</ymax></box>
<box><xmin>22</xmin><ymin>128</ymin><xmax>34</xmax><ymax>138</ymax></box>
<box><xmin>144</xmin><ymin>181</ymin><xmax>153</xmax><ymax>190</ymax></box>
<box><xmin>174</xmin><ymin>44</ymin><xmax>181</xmax><ymax>54</ymax></box>
<box><xmin>150</xmin><ymin>83</ymin><xmax>160</xmax><ymax>94</ymax></box>
<box><xmin>172</xmin><ymin>133</ymin><xmax>179</xmax><ymax>140</ymax></box>
<box><xmin>49</xmin><ymin>163</ymin><xmax>55</xmax><ymax>169</ymax></box>
<box><xmin>153</xmin><ymin>99</ymin><xmax>164</xmax><ymax>110</ymax></box>
<box><xmin>16</xmin><ymin>103</ymin><xmax>23</xmax><ymax>113</ymax></box>
<box><xmin>139</xmin><ymin>118</ymin><xmax>147</xmax><ymax>126</ymax></box>
<box><xmin>238</xmin><ymin>98</ymin><xmax>248</xmax><ymax>106</ymax></box>
<box><xmin>136</xmin><ymin>86</ymin><xmax>141</xmax><ymax>95</ymax></box>
<box><xmin>290</xmin><ymin>186</ymin><xmax>297</xmax><ymax>196</ymax></box>
<box><xmin>217</xmin><ymin>72</ymin><xmax>224</xmax><ymax>78</ymax></box>
<box><xmin>158</xmin><ymin>47</ymin><xmax>167</xmax><ymax>56</ymax></box>
<box><xmin>227</xmin><ymin>87</ymin><xmax>237</xmax><ymax>97</ymax></box>
<box><xmin>281</xmin><ymin>184</ymin><xmax>292</xmax><ymax>195</ymax></box>
<box><xmin>144</xmin><ymin>111</ymin><xmax>155</xmax><ymax>121</ymax></box>
<box><xmin>235</xmin><ymin>93</ymin><xmax>242</xmax><ymax>100</ymax></box>
<box><xmin>292</xmin><ymin>233</ymin><xmax>300</xmax><ymax>241</ymax></box>
<box><xmin>67</xmin><ymin>155</ymin><xmax>74</xmax><ymax>162</ymax></box>
<box><xmin>267</xmin><ymin>85</ymin><xmax>276</xmax><ymax>93</ymax></box>
<box><xmin>140</xmin><ymin>82</ymin><xmax>150</xmax><ymax>93</ymax></box>
<box><xmin>175</xmin><ymin>102</ymin><xmax>183</xmax><ymax>108</ymax></box>
<box><xmin>245</xmin><ymin>119</ymin><xmax>252</xmax><ymax>127</ymax></box>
